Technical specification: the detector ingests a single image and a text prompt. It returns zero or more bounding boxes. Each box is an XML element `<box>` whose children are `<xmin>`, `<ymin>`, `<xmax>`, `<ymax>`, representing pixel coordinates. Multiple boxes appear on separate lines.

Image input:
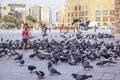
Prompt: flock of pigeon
<box><xmin>0</xmin><ymin>31</ymin><xmax>120</xmax><ymax>80</ymax></box>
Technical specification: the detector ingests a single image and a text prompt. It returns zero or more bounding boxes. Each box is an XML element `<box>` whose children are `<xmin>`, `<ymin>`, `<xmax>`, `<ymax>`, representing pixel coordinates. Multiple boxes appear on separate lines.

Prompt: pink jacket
<box><xmin>22</xmin><ymin>29</ymin><xmax>29</xmax><ymax>39</ymax></box>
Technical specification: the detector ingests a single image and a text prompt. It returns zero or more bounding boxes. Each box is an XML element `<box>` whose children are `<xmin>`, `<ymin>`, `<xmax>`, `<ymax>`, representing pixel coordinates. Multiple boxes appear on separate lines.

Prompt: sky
<box><xmin>1</xmin><ymin>0</ymin><xmax>66</xmax><ymax>24</ymax></box>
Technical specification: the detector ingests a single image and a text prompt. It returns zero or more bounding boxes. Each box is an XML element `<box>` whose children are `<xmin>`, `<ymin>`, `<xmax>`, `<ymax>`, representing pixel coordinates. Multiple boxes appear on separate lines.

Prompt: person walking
<box><xmin>42</xmin><ymin>23</ymin><xmax>47</xmax><ymax>34</ymax></box>
<box><xmin>22</xmin><ymin>23</ymin><xmax>30</xmax><ymax>51</ymax></box>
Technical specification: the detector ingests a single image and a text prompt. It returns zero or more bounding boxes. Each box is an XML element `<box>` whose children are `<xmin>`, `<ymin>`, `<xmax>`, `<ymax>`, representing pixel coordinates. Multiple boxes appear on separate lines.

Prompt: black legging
<box><xmin>44</xmin><ymin>28</ymin><xmax>47</xmax><ymax>34</ymax></box>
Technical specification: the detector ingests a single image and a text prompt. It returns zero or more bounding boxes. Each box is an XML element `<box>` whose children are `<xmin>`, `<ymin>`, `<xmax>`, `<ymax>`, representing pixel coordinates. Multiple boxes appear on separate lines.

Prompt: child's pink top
<box><xmin>22</xmin><ymin>29</ymin><xmax>29</xmax><ymax>39</ymax></box>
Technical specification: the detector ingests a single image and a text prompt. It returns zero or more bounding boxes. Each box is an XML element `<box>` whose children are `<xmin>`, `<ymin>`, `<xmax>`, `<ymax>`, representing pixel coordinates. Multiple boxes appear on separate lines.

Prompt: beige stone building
<box><xmin>1</xmin><ymin>6</ymin><xmax>12</xmax><ymax>17</ymax></box>
<box><xmin>2</xmin><ymin>4</ymin><xmax>27</xmax><ymax>22</ymax></box>
<box><xmin>60</xmin><ymin>0</ymin><xmax>115</xmax><ymax>26</ymax></box>
<box><xmin>114</xmin><ymin>0</ymin><xmax>120</xmax><ymax>41</ymax></box>
<box><xmin>59</xmin><ymin>7</ymin><xmax>67</xmax><ymax>26</ymax></box>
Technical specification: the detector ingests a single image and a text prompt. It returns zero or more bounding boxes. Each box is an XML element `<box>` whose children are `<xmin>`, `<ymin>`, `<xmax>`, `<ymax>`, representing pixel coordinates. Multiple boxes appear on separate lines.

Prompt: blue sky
<box><xmin>1</xmin><ymin>0</ymin><xmax>66</xmax><ymax>24</ymax></box>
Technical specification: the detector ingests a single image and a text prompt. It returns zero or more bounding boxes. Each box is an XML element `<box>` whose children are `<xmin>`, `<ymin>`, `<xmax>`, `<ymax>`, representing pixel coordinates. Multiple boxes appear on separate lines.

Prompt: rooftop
<box><xmin>8</xmin><ymin>4</ymin><xmax>26</xmax><ymax>8</ymax></box>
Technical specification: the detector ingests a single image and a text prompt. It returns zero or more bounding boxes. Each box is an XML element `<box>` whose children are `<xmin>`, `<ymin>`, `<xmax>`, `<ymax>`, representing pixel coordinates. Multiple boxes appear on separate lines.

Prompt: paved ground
<box><xmin>0</xmin><ymin>29</ymin><xmax>119</xmax><ymax>80</ymax></box>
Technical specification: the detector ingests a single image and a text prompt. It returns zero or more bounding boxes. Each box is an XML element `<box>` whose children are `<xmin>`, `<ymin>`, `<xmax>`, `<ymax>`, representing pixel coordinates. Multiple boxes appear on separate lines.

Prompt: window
<box><xmin>85</xmin><ymin>17</ymin><xmax>88</xmax><ymax>21</ymax></box>
<box><xmin>97</xmin><ymin>23</ymin><xmax>100</xmax><ymax>26</ymax></box>
<box><xmin>103</xmin><ymin>23</ymin><xmax>107</xmax><ymax>26</ymax></box>
<box><xmin>11</xmin><ymin>8</ymin><xmax>14</xmax><ymax>12</ymax></box>
<box><xmin>103</xmin><ymin>10</ymin><xmax>108</xmax><ymax>15</ymax></box>
<box><xmin>110</xmin><ymin>17</ymin><xmax>114</xmax><ymax>22</ymax></box>
<box><xmin>110</xmin><ymin>10</ymin><xmax>114</xmax><ymax>15</ymax></box>
<box><xmin>79</xmin><ymin>5</ymin><xmax>81</xmax><ymax>10</ymax></box>
<box><xmin>74</xmin><ymin>6</ymin><xmax>77</xmax><ymax>11</ymax></box>
<box><xmin>85</xmin><ymin>11</ymin><xmax>88</xmax><ymax>16</ymax></box>
<box><xmin>96</xmin><ymin>10</ymin><xmax>101</xmax><ymax>16</ymax></box>
<box><xmin>68</xmin><ymin>18</ymin><xmax>70</xmax><ymax>23</ymax></box>
<box><xmin>68</xmin><ymin>12</ymin><xmax>70</xmax><ymax>17</ymax></box>
<box><xmin>103</xmin><ymin>17</ymin><xmax>108</xmax><ymax>22</ymax></box>
<box><xmin>68</xmin><ymin>24</ymin><xmax>70</xmax><ymax>26</ymax></box>
<box><xmin>96</xmin><ymin>17</ymin><xmax>101</xmax><ymax>22</ymax></box>
<box><xmin>79</xmin><ymin>11</ymin><xmax>84</xmax><ymax>16</ymax></box>
<box><xmin>71</xmin><ymin>12</ymin><xmax>74</xmax><ymax>17</ymax></box>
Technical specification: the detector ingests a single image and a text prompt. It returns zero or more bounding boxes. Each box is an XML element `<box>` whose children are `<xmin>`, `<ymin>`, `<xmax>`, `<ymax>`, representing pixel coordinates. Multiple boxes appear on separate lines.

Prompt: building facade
<box><xmin>2</xmin><ymin>4</ymin><xmax>27</xmax><ymax>22</ymax></box>
<box><xmin>59</xmin><ymin>7</ymin><xmax>67</xmax><ymax>26</ymax></box>
<box><xmin>0</xmin><ymin>1</ymin><xmax>1</xmax><ymax>18</ymax></box>
<box><xmin>30</xmin><ymin>6</ymin><xmax>52</xmax><ymax>26</ymax></box>
<box><xmin>114</xmin><ymin>0</ymin><xmax>120</xmax><ymax>41</ymax></box>
<box><xmin>1</xmin><ymin>6</ymin><xmax>12</xmax><ymax>17</ymax></box>
<box><xmin>41</xmin><ymin>7</ymin><xmax>52</xmax><ymax>26</ymax></box>
<box><xmin>56</xmin><ymin>11</ymin><xmax>59</xmax><ymax>25</ymax></box>
<box><xmin>29</xmin><ymin>6</ymin><xmax>41</xmax><ymax>22</ymax></box>
<box><xmin>60</xmin><ymin>0</ymin><xmax>115</xmax><ymax>26</ymax></box>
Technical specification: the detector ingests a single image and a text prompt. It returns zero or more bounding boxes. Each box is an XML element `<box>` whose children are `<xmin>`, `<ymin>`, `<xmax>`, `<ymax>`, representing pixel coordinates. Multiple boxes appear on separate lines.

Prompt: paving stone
<box><xmin>101</xmin><ymin>73</ymin><xmax>115</xmax><ymax>80</ymax></box>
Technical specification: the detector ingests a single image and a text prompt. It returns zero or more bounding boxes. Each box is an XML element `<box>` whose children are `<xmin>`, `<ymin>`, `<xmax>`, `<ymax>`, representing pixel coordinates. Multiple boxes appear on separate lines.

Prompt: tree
<box><xmin>15</xmin><ymin>18</ymin><xmax>23</xmax><ymax>25</ymax></box>
<box><xmin>0</xmin><ymin>18</ymin><xmax>2</xmax><ymax>23</ymax></box>
<box><xmin>26</xmin><ymin>15</ymin><xmax>37</xmax><ymax>28</ymax></box>
<box><xmin>2</xmin><ymin>15</ymin><xmax>23</xmax><ymax>29</ymax></box>
<box><xmin>26</xmin><ymin>15</ymin><xmax>37</xmax><ymax>23</ymax></box>
<box><xmin>2</xmin><ymin>15</ymin><xmax>9</xmax><ymax>23</ymax></box>
<box><xmin>26</xmin><ymin>16</ymin><xmax>33</xmax><ymax>21</ymax></box>
<box><xmin>2</xmin><ymin>15</ymin><xmax>15</xmax><ymax>23</ymax></box>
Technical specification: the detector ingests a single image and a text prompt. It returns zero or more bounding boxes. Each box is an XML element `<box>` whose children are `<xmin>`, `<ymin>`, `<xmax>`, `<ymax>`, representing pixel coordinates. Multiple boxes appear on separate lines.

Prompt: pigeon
<box><xmin>67</xmin><ymin>56</ymin><xmax>76</xmax><ymax>65</ymax></box>
<box><xmin>1</xmin><ymin>37</ymin><xmax>3</xmax><ymax>43</ymax></box>
<box><xmin>29</xmin><ymin>53</ymin><xmax>36</xmax><ymax>59</ymax></box>
<box><xmin>48</xmin><ymin>62</ymin><xmax>61</xmax><ymax>75</ymax></box>
<box><xmin>19</xmin><ymin>60</ymin><xmax>25</xmax><ymax>66</ymax></box>
<box><xmin>0</xmin><ymin>54</ymin><xmax>2</xmax><ymax>59</ymax></box>
<box><xmin>101</xmin><ymin>53</ymin><xmax>111</xmax><ymax>59</ymax></box>
<box><xmin>35</xmin><ymin>71</ymin><xmax>45</xmax><ymax>79</ymax></box>
<box><xmin>51</xmin><ymin>53</ymin><xmax>60</xmax><ymax>64</ymax></box>
<box><xmin>42</xmin><ymin>33</ymin><xmax>48</xmax><ymax>36</ymax></box>
<box><xmin>72</xmin><ymin>73</ymin><xmax>93</xmax><ymax>80</ymax></box>
<box><xmin>60</xmin><ymin>35</ymin><xmax>66</xmax><ymax>38</ymax></box>
<box><xmin>96</xmin><ymin>60</ymin><xmax>117</xmax><ymax>66</ymax></box>
<box><xmin>28</xmin><ymin>65</ymin><xmax>37</xmax><ymax>73</ymax></box>
<box><xmin>14</xmin><ymin>54</ymin><xmax>23</xmax><ymax>61</ymax></box>
<box><xmin>82</xmin><ymin>60</ymin><xmax>93</xmax><ymax>70</ymax></box>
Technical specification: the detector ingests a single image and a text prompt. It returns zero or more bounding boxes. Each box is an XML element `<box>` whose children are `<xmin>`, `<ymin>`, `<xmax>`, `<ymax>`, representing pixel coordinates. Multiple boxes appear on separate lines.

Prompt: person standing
<box><xmin>22</xmin><ymin>23</ymin><xmax>29</xmax><ymax>51</ymax></box>
<box><xmin>42</xmin><ymin>23</ymin><xmax>47</xmax><ymax>34</ymax></box>
<box><xmin>94</xmin><ymin>25</ymin><xmax>97</xmax><ymax>32</ymax></box>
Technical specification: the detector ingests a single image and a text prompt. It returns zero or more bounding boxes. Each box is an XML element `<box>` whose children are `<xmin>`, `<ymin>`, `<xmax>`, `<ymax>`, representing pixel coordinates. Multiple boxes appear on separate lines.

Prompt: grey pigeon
<box><xmin>82</xmin><ymin>60</ymin><xmax>93</xmax><ymax>70</ymax></box>
<box><xmin>19</xmin><ymin>60</ymin><xmax>25</xmax><ymax>66</ymax></box>
<box><xmin>28</xmin><ymin>65</ymin><xmax>37</xmax><ymax>73</ymax></box>
<box><xmin>72</xmin><ymin>73</ymin><xmax>93</xmax><ymax>80</ymax></box>
<box><xmin>35</xmin><ymin>71</ymin><xmax>45</xmax><ymax>79</ymax></box>
<box><xmin>48</xmin><ymin>62</ymin><xmax>61</xmax><ymax>75</ymax></box>
<box><xmin>96</xmin><ymin>60</ymin><xmax>117</xmax><ymax>66</ymax></box>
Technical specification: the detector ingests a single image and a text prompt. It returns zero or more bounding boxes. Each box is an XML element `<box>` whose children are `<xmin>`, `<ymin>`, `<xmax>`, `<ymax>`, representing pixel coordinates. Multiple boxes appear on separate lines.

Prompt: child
<box><xmin>22</xmin><ymin>23</ymin><xmax>29</xmax><ymax>51</ymax></box>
